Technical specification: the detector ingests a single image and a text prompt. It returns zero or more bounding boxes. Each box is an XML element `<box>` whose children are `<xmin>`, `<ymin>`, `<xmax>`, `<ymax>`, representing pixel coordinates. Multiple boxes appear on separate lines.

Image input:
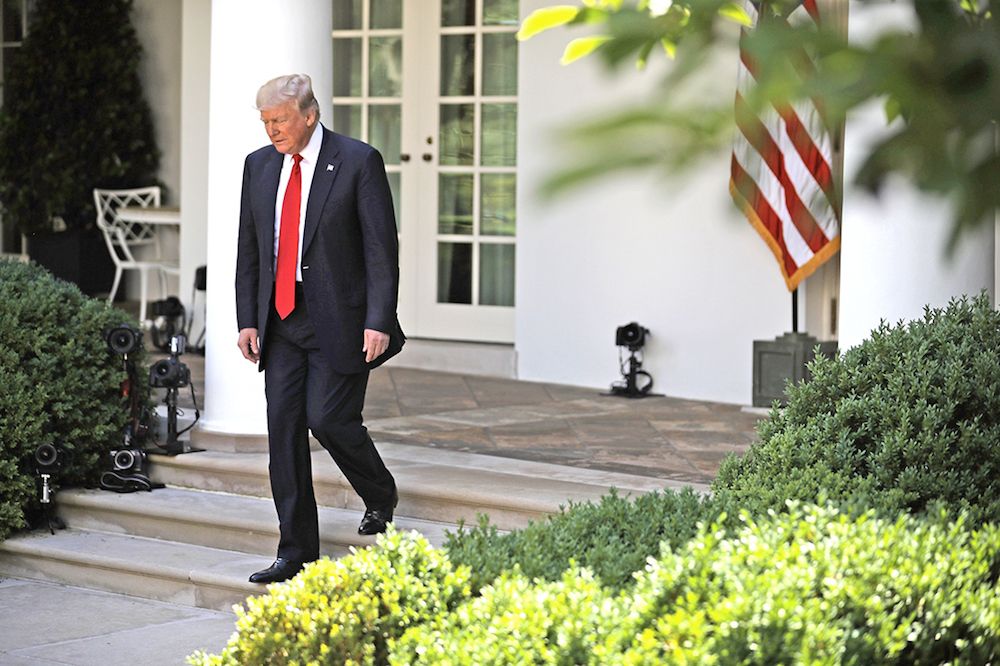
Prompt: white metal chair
<box><xmin>93</xmin><ymin>187</ymin><xmax>180</xmax><ymax>321</ymax></box>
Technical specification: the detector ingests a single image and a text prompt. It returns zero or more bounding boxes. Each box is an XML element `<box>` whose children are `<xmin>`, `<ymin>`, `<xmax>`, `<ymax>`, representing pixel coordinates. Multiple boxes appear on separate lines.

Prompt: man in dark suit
<box><xmin>235</xmin><ymin>73</ymin><xmax>404</xmax><ymax>584</ymax></box>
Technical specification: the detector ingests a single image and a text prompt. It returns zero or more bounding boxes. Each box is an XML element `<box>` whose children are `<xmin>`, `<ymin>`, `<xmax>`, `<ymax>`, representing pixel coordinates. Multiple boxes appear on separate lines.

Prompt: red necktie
<box><xmin>275</xmin><ymin>153</ymin><xmax>303</xmax><ymax>319</ymax></box>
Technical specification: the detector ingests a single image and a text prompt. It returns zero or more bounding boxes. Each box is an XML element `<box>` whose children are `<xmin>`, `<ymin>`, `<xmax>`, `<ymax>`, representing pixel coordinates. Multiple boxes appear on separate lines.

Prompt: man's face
<box><xmin>260</xmin><ymin>101</ymin><xmax>316</xmax><ymax>155</ymax></box>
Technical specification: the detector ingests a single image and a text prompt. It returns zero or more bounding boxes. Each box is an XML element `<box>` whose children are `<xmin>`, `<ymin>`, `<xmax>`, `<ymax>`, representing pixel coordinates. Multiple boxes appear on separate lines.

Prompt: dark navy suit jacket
<box><xmin>235</xmin><ymin>126</ymin><xmax>404</xmax><ymax>374</ymax></box>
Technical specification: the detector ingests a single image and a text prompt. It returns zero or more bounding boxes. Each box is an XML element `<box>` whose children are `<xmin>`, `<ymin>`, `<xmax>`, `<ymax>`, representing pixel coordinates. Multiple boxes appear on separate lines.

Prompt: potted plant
<box><xmin>0</xmin><ymin>0</ymin><xmax>161</xmax><ymax>296</ymax></box>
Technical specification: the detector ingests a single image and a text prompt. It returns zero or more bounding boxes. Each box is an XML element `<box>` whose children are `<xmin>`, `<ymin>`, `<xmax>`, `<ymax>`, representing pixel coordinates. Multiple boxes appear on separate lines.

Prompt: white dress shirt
<box><xmin>273</xmin><ymin>123</ymin><xmax>324</xmax><ymax>281</ymax></box>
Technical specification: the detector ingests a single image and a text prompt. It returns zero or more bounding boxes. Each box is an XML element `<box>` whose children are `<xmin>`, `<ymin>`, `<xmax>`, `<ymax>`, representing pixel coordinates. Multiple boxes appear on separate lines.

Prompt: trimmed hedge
<box><xmin>195</xmin><ymin>505</ymin><xmax>1000</xmax><ymax>664</ymax></box>
<box><xmin>188</xmin><ymin>530</ymin><xmax>472</xmax><ymax>666</ymax></box>
<box><xmin>715</xmin><ymin>293</ymin><xmax>1000</xmax><ymax>527</ymax></box>
<box><xmin>445</xmin><ymin>487</ymin><xmax>722</xmax><ymax>591</ymax></box>
<box><xmin>0</xmin><ymin>260</ymin><xmax>145</xmax><ymax>539</ymax></box>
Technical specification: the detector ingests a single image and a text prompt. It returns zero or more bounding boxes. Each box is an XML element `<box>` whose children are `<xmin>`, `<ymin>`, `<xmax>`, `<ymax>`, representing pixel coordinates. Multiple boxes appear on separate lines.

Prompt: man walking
<box><xmin>235</xmin><ymin>73</ymin><xmax>404</xmax><ymax>584</ymax></box>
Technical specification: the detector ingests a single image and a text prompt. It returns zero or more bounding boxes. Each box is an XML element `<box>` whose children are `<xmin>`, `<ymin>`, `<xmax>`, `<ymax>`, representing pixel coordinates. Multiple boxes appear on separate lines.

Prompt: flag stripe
<box><xmin>730</xmin><ymin>0</ymin><xmax>840</xmax><ymax>292</ymax></box>
<box><xmin>734</xmin><ymin>91</ymin><xmax>828</xmax><ymax>253</ymax></box>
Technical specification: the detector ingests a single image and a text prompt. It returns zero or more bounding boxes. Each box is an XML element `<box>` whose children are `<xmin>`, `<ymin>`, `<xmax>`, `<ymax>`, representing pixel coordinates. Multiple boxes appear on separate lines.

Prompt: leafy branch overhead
<box><xmin>521</xmin><ymin>0</ymin><xmax>1000</xmax><ymax>245</ymax></box>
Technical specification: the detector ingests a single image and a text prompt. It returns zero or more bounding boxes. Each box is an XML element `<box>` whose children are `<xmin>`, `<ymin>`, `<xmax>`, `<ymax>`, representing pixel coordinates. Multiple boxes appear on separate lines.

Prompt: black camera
<box><xmin>150</xmin><ymin>335</ymin><xmax>190</xmax><ymax>389</ymax></box>
<box><xmin>615</xmin><ymin>322</ymin><xmax>648</xmax><ymax>351</ymax></box>
<box><xmin>110</xmin><ymin>448</ymin><xmax>147</xmax><ymax>475</ymax></box>
<box><xmin>34</xmin><ymin>442</ymin><xmax>60</xmax><ymax>474</ymax></box>
<box><xmin>105</xmin><ymin>324</ymin><xmax>143</xmax><ymax>356</ymax></box>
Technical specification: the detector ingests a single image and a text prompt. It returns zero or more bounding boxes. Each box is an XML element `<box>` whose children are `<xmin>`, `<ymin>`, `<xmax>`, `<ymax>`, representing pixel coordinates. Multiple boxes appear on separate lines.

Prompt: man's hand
<box><xmin>363</xmin><ymin>328</ymin><xmax>389</xmax><ymax>363</ymax></box>
<box><xmin>238</xmin><ymin>328</ymin><xmax>260</xmax><ymax>363</ymax></box>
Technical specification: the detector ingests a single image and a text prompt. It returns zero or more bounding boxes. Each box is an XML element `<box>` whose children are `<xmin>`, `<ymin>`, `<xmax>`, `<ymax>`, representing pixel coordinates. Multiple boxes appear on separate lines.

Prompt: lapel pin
<box><xmin>326</xmin><ymin>164</ymin><xmax>334</xmax><ymax>171</ymax></box>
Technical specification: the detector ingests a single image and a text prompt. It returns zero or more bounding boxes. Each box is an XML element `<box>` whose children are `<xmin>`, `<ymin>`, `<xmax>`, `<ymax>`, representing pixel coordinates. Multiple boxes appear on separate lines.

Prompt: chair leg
<box><xmin>108</xmin><ymin>267</ymin><xmax>123</xmax><ymax>305</ymax></box>
<box><xmin>139</xmin><ymin>270</ymin><xmax>149</xmax><ymax>322</ymax></box>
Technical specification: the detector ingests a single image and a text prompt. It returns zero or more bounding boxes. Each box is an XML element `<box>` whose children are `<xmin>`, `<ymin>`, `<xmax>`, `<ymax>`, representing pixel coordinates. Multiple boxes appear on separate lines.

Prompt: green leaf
<box><xmin>517</xmin><ymin>6</ymin><xmax>581</xmax><ymax>41</ymax></box>
<box><xmin>661</xmin><ymin>38</ymin><xmax>677</xmax><ymax>59</ymax></box>
<box><xmin>719</xmin><ymin>2</ymin><xmax>753</xmax><ymax>27</ymax></box>
<box><xmin>561</xmin><ymin>35</ymin><xmax>612</xmax><ymax>64</ymax></box>
<box><xmin>884</xmin><ymin>96</ymin><xmax>902</xmax><ymax>124</ymax></box>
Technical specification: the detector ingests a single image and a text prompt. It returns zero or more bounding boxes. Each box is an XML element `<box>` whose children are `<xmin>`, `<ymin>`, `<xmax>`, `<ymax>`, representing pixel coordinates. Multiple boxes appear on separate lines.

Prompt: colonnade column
<box><xmin>837</xmin><ymin>1</ymin><xmax>994</xmax><ymax>350</ymax></box>
<box><xmin>198</xmin><ymin>0</ymin><xmax>332</xmax><ymax>434</ymax></box>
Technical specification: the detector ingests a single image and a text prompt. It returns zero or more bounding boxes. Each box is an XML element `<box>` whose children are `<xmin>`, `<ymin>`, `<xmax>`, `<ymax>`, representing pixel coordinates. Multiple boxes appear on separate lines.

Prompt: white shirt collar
<box><xmin>287</xmin><ymin>122</ymin><xmax>322</xmax><ymax>166</ymax></box>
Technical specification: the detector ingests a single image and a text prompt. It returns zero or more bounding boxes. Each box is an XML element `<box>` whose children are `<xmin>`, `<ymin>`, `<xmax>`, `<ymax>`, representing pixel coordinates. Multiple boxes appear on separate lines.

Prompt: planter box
<box><xmin>27</xmin><ymin>228</ymin><xmax>118</xmax><ymax>298</ymax></box>
<box><xmin>752</xmin><ymin>332</ymin><xmax>837</xmax><ymax>407</ymax></box>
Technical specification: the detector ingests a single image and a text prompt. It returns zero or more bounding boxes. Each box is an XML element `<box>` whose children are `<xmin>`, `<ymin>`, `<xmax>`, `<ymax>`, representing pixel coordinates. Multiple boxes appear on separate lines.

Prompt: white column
<box><xmin>838</xmin><ymin>2</ymin><xmax>995</xmax><ymax>350</ymax></box>
<box><xmin>199</xmin><ymin>0</ymin><xmax>332</xmax><ymax>434</ymax></box>
<box><xmin>180</xmin><ymin>0</ymin><xmax>210</xmax><ymax>354</ymax></box>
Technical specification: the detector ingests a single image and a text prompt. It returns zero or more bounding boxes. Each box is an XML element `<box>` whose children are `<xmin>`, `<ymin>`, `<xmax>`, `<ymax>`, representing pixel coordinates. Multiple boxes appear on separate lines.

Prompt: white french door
<box><xmin>332</xmin><ymin>0</ymin><xmax>518</xmax><ymax>343</ymax></box>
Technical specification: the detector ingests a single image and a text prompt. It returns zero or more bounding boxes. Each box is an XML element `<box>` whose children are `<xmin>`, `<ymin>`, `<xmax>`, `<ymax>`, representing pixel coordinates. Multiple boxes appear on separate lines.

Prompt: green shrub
<box><xmin>715</xmin><ymin>293</ymin><xmax>1000</xmax><ymax>527</ymax></box>
<box><xmin>0</xmin><ymin>260</ymin><xmax>145</xmax><ymax>539</ymax></box>
<box><xmin>612</xmin><ymin>503</ymin><xmax>1000</xmax><ymax>664</ymax></box>
<box><xmin>189</xmin><ymin>529</ymin><xmax>472</xmax><ymax>666</ymax></box>
<box><xmin>398</xmin><ymin>505</ymin><xmax>1000</xmax><ymax>665</ymax></box>
<box><xmin>445</xmin><ymin>487</ymin><xmax>723</xmax><ymax>591</ymax></box>
<box><xmin>391</xmin><ymin>567</ymin><xmax>618</xmax><ymax>666</ymax></box>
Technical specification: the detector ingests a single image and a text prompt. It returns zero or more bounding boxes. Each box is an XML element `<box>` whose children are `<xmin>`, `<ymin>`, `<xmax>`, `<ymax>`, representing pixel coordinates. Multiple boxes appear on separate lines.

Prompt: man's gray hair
<box><xmin>256</xmin><ymin>73</ymin><xmax>321</xmax><ymax>120</ymax></box>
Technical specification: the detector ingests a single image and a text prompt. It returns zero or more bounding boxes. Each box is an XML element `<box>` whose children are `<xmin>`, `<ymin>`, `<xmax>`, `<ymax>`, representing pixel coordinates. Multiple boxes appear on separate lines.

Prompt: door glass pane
<box><xmin>440</xmin><ymin>34</ymin><xmax>475</xmax><ymax>97</ymax></box>
<box><xmin>438</xmin><ymin>174</ymin><xmax>474</xmax><ymax>235</ymax></box>
<box><xmin>371</xmin><ymin>0</ymin><xmax>402</xmax><ymax>29</ymax></box>
<box><xmin>370</xmin><ymin>36</ymin><xmax>402</xmax><ymax>97</ymax></box>
<box><xmin>333</xmin><ymin>104</ymin><xmax>362</xmax><ymax>138</ymax></box>
<box><xmin>387</xmin><ymin>171</ymin><xmax>401</xmax><ymax>229</ymax></box>
<box><xmin>480</xmin><ymin>244</ymin><xmax>515</xmax><ymax>306</ymax></box>
<box><xmin>480</xmin><ymin>174</ymin><xmax>515</xmax><ymax>236</ymax></box>
<box><xmin>482</xmin><ymin>33</ymin><xmax>517</xmax><ymax>97</ymax></box>
<box><xmin>439</xmin><ymin>104</ymin><xmax>474</xmax><ymax>165</ymax></box>
<box><xmin>481</xmin><ymin>104</ymin><xmax>516</xmax><ymax>166</ymax></box>
<box><xmin>333</xmin><ymin>0</ymin><xmax>362</xmax><ymax>30</ymax></box>
<box><xmin>438</xmin><ymin>242</ymin><xmax>472</xmax><ymax>304</ymax></box>
<box><xmin>333</xmin><ymin>38</ymin><xmax>362</xmax><ymax>97</ymax></box>
<box><xmin>369</xmin><ymin>104</ymin><xmax>401</xmax><ymax>165</ymax></box>
<box><xmin>3</xmin><ymin>0</ymin><xmax>24</xmax><ymax>42</ymax></box>
<box><xmin>483</xmin><ymin>0</ymin><xmax>519</xmax><ymax>26</ymax></box>
<box><xmin>442</xmin><ymin>0</ymin><xmax>476</xmax><ymax>26</ymax></box>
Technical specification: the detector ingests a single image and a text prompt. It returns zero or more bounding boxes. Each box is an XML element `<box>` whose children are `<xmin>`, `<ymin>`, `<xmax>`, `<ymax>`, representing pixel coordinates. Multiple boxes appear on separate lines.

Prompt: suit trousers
<box><xmin>263</xmin><ymin>289</ymin><xmax>396</xmax><ymax>563</ymax></box>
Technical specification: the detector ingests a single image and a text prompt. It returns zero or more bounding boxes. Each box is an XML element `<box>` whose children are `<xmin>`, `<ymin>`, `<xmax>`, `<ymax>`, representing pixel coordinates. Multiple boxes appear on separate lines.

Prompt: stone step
<box><xmin>0</xmin><ymin>528</ymin><xmax>264</xmax><ymax>612</ymax></box>
<box><xmin>56</xmin><ymin>486</ymin><xmax>454</xmax><ymax>558</ymax></box>
<box><xmin>147</xmin><ymin>442</ymin><xmax>674</xmax><ymax>531</ymax></box>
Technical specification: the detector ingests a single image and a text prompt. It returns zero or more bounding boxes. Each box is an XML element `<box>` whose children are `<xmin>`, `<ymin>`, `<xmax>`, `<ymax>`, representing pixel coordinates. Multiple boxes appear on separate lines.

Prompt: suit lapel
<box><xmin>255</xmin><ymin>150</ymin><xmax>284</xmax><ymax>269</ymax></box>
<box><xmin>302</xmin><ymin>127</ymin><xmax>342</xmax><ymax>256</ymax></box>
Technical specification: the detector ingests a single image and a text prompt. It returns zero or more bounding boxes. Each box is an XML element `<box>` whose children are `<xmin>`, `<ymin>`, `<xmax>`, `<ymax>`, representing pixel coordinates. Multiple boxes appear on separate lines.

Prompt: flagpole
<box><xmin>792</xmin><ymin>288</ymin><xmax>799</xmax><ymax>333</ymax></box>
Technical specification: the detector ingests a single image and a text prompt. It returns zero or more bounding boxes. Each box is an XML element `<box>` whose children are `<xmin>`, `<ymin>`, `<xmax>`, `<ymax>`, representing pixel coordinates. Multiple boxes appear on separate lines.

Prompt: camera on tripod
<box><xmin>150</xmin><ymin>335</ymin><xmax>190</xmax><ymax>389</ymax></box>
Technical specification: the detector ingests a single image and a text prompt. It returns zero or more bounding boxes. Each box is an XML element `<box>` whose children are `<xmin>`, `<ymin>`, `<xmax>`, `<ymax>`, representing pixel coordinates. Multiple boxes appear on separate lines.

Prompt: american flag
<box><xmin>729</xmin><ymin>0</ymin><xmax>841</xmax><ymax>291</ymax></box>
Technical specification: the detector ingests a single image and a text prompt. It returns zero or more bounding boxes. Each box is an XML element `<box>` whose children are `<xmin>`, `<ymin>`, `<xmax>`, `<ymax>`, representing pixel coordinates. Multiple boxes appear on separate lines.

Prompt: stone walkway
<box><xmin>172</xmin><ymin>354</ymin><xmax>763</xmax><ymax>487</ymax></box>
<box><xmin>365</xmin><ymin>368</ymin><xmax>763</xmax><ymax>485</ymax></box>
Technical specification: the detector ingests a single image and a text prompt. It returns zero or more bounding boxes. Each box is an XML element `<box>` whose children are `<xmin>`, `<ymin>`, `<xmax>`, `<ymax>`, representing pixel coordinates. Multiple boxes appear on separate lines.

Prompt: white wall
<box><xmin>515</xmin><ymin>1</ymin><xmax>793</xmax><ymax>404</ymax></box>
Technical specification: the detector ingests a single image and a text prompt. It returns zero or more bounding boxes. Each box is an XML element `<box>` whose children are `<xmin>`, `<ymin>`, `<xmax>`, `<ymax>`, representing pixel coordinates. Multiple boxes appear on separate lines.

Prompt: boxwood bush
<box><xmin>715</xmin><ymin>293</ymin><xmax>1000</xmax><ymax>527</ymax></box>
<box><xmin>193</xmin><ymin>506</ymin><xmax>1000</xmax><ymax>664</ymax></box>
<box><xmin>445</xmin><ymin>487</ymin><xmax>724</xmax><ymax>591</ymax></box>
<box><xmin>0</xmin><ymin>259</ymin><xmax>145</xmax><ymax>539</ymax></box>
<box><xmin>189</xmin><ymin>530</ymin><xmax>472</xmax><ymax>666</ymax></box>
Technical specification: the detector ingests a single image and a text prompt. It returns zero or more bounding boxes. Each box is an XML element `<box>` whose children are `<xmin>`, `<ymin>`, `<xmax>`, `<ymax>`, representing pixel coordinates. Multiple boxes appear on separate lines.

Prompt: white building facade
<box><xmin>123</xmin><ymin>0</ymin><xmax>994</xmax><ymax>435</ymax></box>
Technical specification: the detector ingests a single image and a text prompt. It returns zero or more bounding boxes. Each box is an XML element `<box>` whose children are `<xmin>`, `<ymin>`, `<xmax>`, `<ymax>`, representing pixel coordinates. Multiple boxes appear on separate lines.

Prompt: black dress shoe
<box><xmin>248</xmin><ymin>558</ymin><xmax>304</xmax><ymax>584</ymax></box>
<box><xmin>358</xmin><ymin>491</ymin><xmax>399</xmax><ymax>535</ymax></box>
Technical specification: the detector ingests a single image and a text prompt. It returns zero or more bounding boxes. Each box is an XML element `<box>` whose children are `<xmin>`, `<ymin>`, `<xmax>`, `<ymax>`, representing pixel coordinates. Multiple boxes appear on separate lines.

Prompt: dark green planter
<box><xmin>27</xmin><ymin>227</ymin><xmax>118</xmax><ymax>298</ymax></box>
<box><xmin>752</xmin><ymin>332</ymin><xmax>837</xmax><ymax>407</ymax></box>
